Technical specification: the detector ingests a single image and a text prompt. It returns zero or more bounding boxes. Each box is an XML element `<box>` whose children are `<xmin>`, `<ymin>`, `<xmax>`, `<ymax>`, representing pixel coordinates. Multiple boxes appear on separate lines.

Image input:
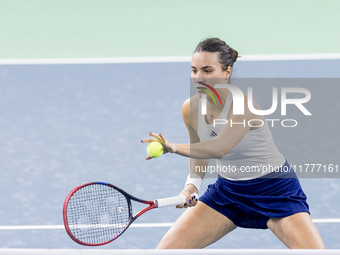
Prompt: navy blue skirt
<box><xmin>199</xmin><ymin>161</ymin><xmax>309</xmax><ymax>229</ymax></box>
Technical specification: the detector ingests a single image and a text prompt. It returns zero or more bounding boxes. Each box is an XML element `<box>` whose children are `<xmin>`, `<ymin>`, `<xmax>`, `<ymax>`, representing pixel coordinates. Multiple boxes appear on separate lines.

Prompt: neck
<box><xmin>206</xmin><ymin>88</ymin><xmax>229</xmax><ymax>111</ymax></box>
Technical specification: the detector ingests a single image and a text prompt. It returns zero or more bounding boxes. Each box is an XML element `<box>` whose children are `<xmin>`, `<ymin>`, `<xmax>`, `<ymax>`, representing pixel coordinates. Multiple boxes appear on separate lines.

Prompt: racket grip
<box><xmin>156</xmin><ymin>193</ymin><xmax>198</xmax><ymax>208</ymax></box>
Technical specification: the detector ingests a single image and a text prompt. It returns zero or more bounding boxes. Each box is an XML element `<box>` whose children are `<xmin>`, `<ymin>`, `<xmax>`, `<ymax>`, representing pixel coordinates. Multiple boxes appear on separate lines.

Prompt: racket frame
<box><xmin>63</xmin><ymin>182</ymin><xmax>159</xmax><ymax>246</ymax></box>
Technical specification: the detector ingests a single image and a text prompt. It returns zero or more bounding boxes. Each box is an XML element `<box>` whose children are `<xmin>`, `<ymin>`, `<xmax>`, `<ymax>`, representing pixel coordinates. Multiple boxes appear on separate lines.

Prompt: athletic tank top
<box><xmin>197</xmin><ymin>91</ymin><xmax>285</xmax><ymax>180</ymax></box>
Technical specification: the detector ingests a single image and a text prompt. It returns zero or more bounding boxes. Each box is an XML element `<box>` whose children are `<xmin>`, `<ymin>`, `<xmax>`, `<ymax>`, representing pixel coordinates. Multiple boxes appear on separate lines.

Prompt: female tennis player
<box><xmin>141</xmin><ymin>38</ymin><xmax>325</xmax><ymax>249</ymax></box>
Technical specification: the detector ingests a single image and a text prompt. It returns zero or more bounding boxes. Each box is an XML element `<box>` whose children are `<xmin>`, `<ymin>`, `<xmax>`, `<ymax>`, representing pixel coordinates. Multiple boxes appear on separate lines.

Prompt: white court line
<box><xmin>313</xmin><ymin>218</ymin><xmax>340</xmax><ymax>223</ymax></box>
<box><xmin>0</xmin><ymin>53</ymin><xmax>340</xmax><ymax>65</ymax></box>
<box><xmin>0</xmin><ymin>56</ymin><xmax>191</xmax><ymax>65</ymax></box>
<box><xmin>239</xmin><ymin>53</ymin><xmax>340</xmax><ymax>61</ymax></box>
<box><xmin>0</xmin><ymin>219</ymin><xmax>339</xmax><ymax>230</ymax></box>
<box><xmin>0</xmin><ymin>249</ymin><xmax>340</xmax><ymax>254</ymax></box>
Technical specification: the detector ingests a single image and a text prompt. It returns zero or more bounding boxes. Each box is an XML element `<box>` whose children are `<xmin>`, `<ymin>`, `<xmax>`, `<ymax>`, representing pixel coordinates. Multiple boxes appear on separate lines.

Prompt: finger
<box><xmin>176</xmin><ymin>199</ymin><xmax>197</xmax><ymax>208</ymax></box>
<box><xmin>141</xmin><ymin>138</ymin><xmax>157</xmax><ymax>143</ymax></box>
<box><xmin>190</xmin><ymin>196</ymin><xmax>199</xmax><ymax>207</ymax></box>
<box><xmin>145</xmin><ymin>155</ymin><xmax>153</xmax><ymax>160</ymax></box>
<box><xmin>149</xmin><ymin>132</ymin><xmax>161</xmax><ymax>140</ymax></box>
<box><xmin>176</xmin><ymin>201</ymin><xmax>188</xmax><ymax>208</ymax></box>
<box><xmin>188</xmin><ymin>197</ymin><xmax>196</xmax><ymax>206</ymax></box>
<box><xmin>159</xmin><ymin>133</ymin><xmax>167</xmax><ymax>142</ymax></box>
<box><xmin>180</xmin><ymin>196</ymin><xmax>191</xmax><ymax>208</ymax></box>
<box><xmin>185</xmin><ymin>194</ymin><xmax>198</xmax><ymax>207</ymax></box>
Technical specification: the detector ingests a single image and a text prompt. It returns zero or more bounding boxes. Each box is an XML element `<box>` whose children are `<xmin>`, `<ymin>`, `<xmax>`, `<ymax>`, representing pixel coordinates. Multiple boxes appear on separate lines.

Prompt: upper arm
<box><xmin>216</xmin><ymin>93</ymin><xmax>263</xmax><ymax>157</ymax></box>
<box><xmin>182</xmin><ymin>98</ymin><xmax>201</xmax><ymax>144</ymax></box>
<box><xmin>183</xmin><ymin>98</ymin><xmax>209</xmax><ymax>177</ymax></box>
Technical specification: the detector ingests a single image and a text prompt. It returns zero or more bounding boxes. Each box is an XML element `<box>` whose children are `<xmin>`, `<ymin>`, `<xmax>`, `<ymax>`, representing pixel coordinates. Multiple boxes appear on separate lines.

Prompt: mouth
<box><xmin>196</xmin><ymin>82</ymin><xmax>209</xmax><ymax>91</ymax></box>
<box><xmin>195</xmin><ymin>82</ymin><xmax>223</xmax><ymax>106</ymax></box>
<box><xmin>196</xmin><ymin>86</ymin><xmax>207</xmax><ymax>91</ymax></box>
<box><xmin>196</xmin><ymin>81</ymin><xmax>208</xmax><ymax>87</ymax></box>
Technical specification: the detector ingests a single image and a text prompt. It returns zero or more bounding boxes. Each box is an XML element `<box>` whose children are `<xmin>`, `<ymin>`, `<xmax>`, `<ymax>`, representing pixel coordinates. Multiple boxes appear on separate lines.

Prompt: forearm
<box><xmin>189</xmin><ymin>158</ymin><xmax>208</xmax><ymax>179</ymax></box>
<box><xmin>173</xmin><ymin>138</ymin><xmax>226</xmax><ymax>159</ymax></box>
<box><xmin>184</xmin><ymin>158</ymin><xmax>209</xmax><ymax>193</ymax></box>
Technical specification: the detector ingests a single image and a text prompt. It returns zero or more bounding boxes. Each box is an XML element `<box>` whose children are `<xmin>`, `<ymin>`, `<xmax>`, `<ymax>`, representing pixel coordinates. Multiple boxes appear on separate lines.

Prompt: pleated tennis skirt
<box><xmin>199</xmin><ymin>160</ymin><xmax>309</xmax><ymax>229</ymax></box>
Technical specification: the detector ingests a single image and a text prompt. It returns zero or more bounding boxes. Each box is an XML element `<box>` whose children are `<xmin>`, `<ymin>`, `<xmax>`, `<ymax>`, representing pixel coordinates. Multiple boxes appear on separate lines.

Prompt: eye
<box><xmin>205</xmin><ymin>69</ymin><xmax>212</xmax><ymax>73</ymax></box>
<box><xmin>191</xmin><ymin>69</ymin><xmax>197</xmax><ymax>74</ymax></box>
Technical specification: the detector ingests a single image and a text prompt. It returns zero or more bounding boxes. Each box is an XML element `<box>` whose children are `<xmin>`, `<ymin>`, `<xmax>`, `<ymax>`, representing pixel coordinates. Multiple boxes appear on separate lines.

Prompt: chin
<box><xmin>196</xmin><ymin>91</ymin><xmax>204</xmax><ymax>97</ymax></box>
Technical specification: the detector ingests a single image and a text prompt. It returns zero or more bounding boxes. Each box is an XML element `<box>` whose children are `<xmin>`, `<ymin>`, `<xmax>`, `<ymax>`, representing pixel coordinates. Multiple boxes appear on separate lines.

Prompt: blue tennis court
<box><xmin>0</xmin><ymin>58</ymin><xmax>339</xmax><ymax>249</ymax></box>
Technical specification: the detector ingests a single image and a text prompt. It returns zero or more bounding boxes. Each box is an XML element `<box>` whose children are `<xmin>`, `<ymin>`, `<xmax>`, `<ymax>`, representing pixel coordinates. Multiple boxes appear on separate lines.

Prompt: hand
<box><xmin>176</xmin><ymin>184</ymin><xmax>199</xmax><ymax>209</ymax></box>
<box><xmin>141</xmin><ymin>132</ymin><xmax>176</xmax><ymax>160</ymax></box>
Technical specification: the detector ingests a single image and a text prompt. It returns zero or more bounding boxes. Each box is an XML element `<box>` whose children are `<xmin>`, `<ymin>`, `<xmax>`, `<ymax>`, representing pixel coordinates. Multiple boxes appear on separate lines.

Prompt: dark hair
<box><xmin>194</xmin><ymin>38</ymin><xmax>238</xmax><ymax>71</ymax></box>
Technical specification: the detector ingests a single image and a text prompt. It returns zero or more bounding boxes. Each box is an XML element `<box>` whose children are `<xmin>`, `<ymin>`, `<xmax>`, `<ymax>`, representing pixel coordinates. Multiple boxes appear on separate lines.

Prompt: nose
<box><xmin>193</xmin><ymin>71</ymin><xmax>205</xmax><ymax>84</ymax></box>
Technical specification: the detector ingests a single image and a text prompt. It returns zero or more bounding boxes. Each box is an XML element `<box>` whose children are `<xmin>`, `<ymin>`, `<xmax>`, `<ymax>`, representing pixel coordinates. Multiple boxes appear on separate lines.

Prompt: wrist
<box><xmin>167</xmin><ymin>143</ymin><xmax>177</xmax><ymax>153</ymax></box>
<box><xmin>185</xmin><ymin>183</ymin><xmax>198</xmax><ymax>194</ymax></box>
<box><xmin>184</xmin><ymin>173</ymin><xmax>202</xmax><ymax>192</ymax></box>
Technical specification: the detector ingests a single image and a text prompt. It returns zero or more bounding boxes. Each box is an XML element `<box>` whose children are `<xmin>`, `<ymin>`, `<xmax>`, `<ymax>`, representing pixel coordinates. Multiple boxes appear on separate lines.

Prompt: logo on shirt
<box><xmin>210</xmin><ymin>131</ymin><xmax>217</xmax><ymax>137</ymax></box>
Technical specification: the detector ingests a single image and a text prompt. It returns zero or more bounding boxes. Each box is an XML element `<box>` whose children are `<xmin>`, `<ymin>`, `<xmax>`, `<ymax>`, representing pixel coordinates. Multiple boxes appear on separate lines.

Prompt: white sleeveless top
<box><xmin>197</xmin><ymin>91</ymin><xmax>285</xmax><ymax>180</ymax></box>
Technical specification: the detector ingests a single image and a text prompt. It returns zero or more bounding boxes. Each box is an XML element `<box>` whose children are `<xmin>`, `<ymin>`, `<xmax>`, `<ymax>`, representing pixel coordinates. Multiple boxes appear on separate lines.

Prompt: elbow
<box><xmin>215</xmin><ymin>150</ymin><xmax>227</xmax><ymax>159</ymax></box>
<box><xmin>213</xmin><ymin>140</ymin><xmax>228</xmax><ymax>159</ymax></box>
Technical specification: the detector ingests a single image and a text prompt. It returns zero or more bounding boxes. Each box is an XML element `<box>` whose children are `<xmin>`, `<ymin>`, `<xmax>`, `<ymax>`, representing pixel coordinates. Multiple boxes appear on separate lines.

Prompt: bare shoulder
<box><xmin>243</xmin><ymin>92</ymin><xmax>266</xmax><ymax>127</ymax></box>
<box><xmin>182</xmin><ymin>95</ymin><xmax>199</xmax><ymax>127</ymax></box>
<box><xmin>243</xmin><ymin>92</ymin><xmax>263</xmax><ymax>113</ymax></box>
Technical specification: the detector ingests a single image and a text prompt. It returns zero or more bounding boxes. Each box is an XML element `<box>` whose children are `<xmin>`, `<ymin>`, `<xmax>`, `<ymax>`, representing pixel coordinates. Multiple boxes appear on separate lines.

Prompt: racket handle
<box><xmin>156</xmin><ymin>193</ymin><xmax>198</xmax><ymax>208</ymax></box>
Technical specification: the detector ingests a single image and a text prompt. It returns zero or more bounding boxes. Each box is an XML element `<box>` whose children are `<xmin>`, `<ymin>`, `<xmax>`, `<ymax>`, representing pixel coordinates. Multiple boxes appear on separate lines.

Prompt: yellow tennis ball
<box><xmin>147</xmin><ymin>142</ymin><xmax>164</xmax><ymax>158</ymax></box>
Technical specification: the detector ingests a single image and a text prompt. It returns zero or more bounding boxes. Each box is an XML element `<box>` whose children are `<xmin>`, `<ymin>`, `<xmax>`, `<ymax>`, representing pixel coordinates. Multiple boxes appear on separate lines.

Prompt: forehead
<box><xmin>191</xmin><ymin>51</ymin><xmax>220</xmax><ymax>68</ymax></box>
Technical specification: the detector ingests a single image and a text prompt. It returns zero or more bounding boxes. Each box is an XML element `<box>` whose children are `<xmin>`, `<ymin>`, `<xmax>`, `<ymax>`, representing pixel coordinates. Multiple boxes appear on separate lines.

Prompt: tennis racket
<box><xmin>63</xmin><ymin>182</ymin><xmax>197</xmax><ymax>246</ymax></box>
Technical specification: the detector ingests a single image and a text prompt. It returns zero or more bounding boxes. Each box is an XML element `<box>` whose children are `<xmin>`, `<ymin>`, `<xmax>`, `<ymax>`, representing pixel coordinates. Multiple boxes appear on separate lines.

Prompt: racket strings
<box><xmin>66</xmin><ymin>184</ymin><xmax>130</xmax><ymax>245</ymax></box>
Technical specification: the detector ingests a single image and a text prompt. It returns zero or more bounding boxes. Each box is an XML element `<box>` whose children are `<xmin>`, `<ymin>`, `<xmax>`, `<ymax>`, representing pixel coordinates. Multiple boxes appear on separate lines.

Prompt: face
<box><xmin>191</xmin><ymin>51</ymin><xmax>232</xmax><ymax>97</ymax></box>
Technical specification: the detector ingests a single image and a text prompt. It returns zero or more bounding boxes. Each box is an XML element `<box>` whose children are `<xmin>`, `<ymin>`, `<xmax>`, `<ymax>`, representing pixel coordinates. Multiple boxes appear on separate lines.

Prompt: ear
<box><xmin>224</xmin><ymin>66</ymin><xmax>232</xmax><ymax>79</ymax></box>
